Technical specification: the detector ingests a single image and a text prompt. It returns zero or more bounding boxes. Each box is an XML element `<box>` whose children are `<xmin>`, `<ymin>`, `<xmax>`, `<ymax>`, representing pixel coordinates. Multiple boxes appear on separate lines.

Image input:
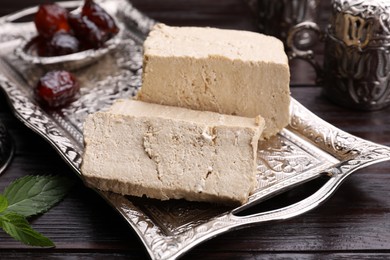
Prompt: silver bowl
<box><xmin>15</xmin><ymin>31</ymin><xmax>122</xmax><ymax>71</ymax></box>
<box><xmin>5</xmin><ymin>1</ymin><xmax>122</xmax><ymax>71</ymax></box>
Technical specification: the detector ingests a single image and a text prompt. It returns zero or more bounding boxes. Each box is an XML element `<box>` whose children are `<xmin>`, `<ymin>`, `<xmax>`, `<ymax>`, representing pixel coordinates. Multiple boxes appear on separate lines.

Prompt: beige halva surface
<box><xmin>81</xmin><ymin>99</ymin><xmax>265</xmax><ymax>205</ymax></box>
<box><xmin>137</xmin><ymin>23</ymin><xmax>290</xmax><ymax>139</ymax></box>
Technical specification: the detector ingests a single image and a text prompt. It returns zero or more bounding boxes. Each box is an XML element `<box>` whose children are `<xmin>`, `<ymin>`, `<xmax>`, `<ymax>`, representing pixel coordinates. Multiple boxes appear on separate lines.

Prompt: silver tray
<box><xmin>0</xmin><ymin>1</ymin><xmax>390</xmax><ymax>259</ymax></box>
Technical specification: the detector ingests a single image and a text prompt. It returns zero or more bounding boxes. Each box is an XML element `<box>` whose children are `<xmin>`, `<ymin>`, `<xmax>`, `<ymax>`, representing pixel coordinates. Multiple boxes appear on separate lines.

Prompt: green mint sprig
<box><xmin>0</xmin><ymin>175</ymin><xmax>74</xmax><ymax>247</ymax></box>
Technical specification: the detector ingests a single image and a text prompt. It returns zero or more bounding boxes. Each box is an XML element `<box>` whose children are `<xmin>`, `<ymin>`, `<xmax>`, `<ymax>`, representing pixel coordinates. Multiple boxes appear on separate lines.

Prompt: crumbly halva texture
<box><xmin>81</xmin><ymin>99</ymin><xmax>265</xmax><ymax>205</ymax></box>
<box><xmin>137</xmin><ymin>23</ymin><xmax>291</xmax><ymax>139</ymax></box>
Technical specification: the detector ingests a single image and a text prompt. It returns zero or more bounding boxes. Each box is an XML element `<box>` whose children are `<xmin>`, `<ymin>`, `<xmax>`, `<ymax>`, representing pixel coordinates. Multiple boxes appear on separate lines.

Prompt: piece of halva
<box><xmin>137</xmin><ymin>23</ymin><xmax>290</xmax><ymax>139</ymax></box>
<box><xmin>81</xmin><ymin>99</ymin><xmax>264</xmax><ymax>205</ymax></box>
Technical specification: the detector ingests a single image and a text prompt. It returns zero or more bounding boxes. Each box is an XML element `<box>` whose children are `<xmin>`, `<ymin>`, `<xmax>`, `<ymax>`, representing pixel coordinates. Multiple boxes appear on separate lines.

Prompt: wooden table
<box><xmin>1</xmin><ymin>1</ymin><xmax>390</xmax><ymax>259</ymax></box>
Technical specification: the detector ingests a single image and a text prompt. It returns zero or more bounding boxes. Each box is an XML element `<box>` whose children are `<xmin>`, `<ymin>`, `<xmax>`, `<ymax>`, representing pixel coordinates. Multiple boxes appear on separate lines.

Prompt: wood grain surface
<box><xmin>0</xmin><ymin>0</ymin><xmax>390</xmax><ymax>259</ymax></box>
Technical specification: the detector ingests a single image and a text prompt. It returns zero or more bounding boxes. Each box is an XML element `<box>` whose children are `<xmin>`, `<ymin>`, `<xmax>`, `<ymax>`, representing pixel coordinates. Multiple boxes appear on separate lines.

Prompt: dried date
<box><xmin>35</xmin><ymin>70</ymin><xmax>80</xmax><ymax>107</ymax></box>
<box><xmin>34</xmin><ymin>3</ymin><xmax>70</xmax><ymax>39</ymax></box>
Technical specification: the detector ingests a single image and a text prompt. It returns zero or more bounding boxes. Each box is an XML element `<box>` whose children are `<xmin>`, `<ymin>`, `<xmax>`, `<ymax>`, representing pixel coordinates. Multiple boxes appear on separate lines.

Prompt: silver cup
<box><xmin>257</xmin><ymin>0</ymin><xmax>322</xmax><ymax>71</ymax></box>
<box><xmin>257</xmin><ymin>0</ymin><xmax>320</xmax><ymax>44</ymax></box>
<box><xmin>321</xmin><ymin>0</ymin><xmax>390</xmax><ymax>110</ymax></box>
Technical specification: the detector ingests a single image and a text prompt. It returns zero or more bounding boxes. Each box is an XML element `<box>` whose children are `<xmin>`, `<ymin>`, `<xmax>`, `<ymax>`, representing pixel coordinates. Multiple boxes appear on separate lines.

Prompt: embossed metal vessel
<box><xmin>257</xmin><ymin>0</ymin><xmax>320</xmax><ymax>48</ymax></box>
<box><xmin>323</xmin><ymin>0</ymin><xmax>390</xmax><ymax>110</ymax></box>
<box><xmin>257</xmin><ymin>0</ymin><xmax>323</xmax><ymax>79</ymax></box>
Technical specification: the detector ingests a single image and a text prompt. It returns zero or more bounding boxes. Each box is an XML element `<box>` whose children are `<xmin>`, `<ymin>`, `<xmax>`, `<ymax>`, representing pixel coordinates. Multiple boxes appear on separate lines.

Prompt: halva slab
<box><xmin>137</xmin><ymin>23</ymin><xmax>290</xmax><ymax>138</ymax></box>
<box><xmin>81</xmin><ymin>99</ymin><xmax>265</xmax><ymax>205</ymax></box>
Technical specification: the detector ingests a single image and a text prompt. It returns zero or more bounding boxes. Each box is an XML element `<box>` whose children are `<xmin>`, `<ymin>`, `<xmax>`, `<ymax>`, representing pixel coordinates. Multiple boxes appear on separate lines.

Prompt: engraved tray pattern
<box><xmin>0</xmin><ymin>1</ymin><xmax>390</xmax><ymax>259</ymax></box>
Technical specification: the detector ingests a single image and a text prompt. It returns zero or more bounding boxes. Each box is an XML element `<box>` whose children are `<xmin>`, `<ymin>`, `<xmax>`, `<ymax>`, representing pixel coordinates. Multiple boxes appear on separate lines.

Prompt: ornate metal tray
<box><xmin>0</xmin><ymin>1</ymin><xmax>389</xmax><ymax>259</ymax></box>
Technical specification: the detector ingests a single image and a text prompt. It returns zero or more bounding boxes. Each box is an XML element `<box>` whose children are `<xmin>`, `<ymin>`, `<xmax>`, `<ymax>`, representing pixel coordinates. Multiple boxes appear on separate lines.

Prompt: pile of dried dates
<box><xmin>34</xmin><ymin>0</ymin><xmax>119</xmax><ymax>57</ymax></box>
<box><xmin>32</xmin><ymin>0</ymin><xmax>120</xmax><ymax>107</ymax></box>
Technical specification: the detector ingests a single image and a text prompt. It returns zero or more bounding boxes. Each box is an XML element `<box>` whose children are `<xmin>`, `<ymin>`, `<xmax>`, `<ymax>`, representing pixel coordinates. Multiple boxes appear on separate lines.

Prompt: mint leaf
<box><xmin>3</xmin><ymin>175</ymin><xmax>74</xmax><ymax>217</ymax></box>
<box><xmin>0</xmin><ymin>195</ymin><xmax>8</xmax><ymax>213</ymax></box>
<box><xmin>0</xmin><ymin>212</ymin><xmax>54</xmax><ymax>247</ymax></box>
